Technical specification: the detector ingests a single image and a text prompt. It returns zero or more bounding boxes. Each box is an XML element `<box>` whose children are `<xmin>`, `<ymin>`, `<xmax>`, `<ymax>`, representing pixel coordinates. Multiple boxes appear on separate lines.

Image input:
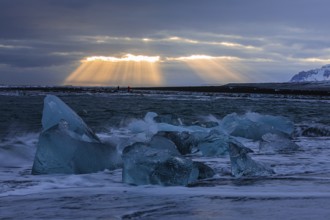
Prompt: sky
<box><xmin>1</xmin><ymin>0</ymin><xmax>330</xmax><ymax>86</ymax></box>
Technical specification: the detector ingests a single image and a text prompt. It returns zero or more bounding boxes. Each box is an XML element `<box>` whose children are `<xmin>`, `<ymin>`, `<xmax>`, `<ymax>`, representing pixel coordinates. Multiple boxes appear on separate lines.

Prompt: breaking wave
<box><xmin>295</xmin><ymin>123</ymin><xmax>330</xmax><ymax>137</ymax></box>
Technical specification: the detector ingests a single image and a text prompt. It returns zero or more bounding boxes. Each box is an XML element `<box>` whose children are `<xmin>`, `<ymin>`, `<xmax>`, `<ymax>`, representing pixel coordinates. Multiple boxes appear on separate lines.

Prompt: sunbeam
<box><xmin>64</xmin><ymin>54</ymin><xmax>163</xmax><ymax>87</ymax></box>
<box><xmin>167</xmin><ymin>55</ymin><xmax>248</xmax><ymax>83</ymax></box>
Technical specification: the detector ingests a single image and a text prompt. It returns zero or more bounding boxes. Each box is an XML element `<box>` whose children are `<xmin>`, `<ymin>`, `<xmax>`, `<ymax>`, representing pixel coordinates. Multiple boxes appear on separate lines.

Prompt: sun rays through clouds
<box><xmin>64</xmin><ymin>54</ymin><xmax>163</xmax><ymax>87</ymax></box>
<box><xmin>64</xmin><ymin>52</ymin><xmax>250</xmax><ymax>87</ymax></box>
<box><xmin>166</xmin><ymin>55</ymin><xmax>248</xmax><ymax>83</ymax></box>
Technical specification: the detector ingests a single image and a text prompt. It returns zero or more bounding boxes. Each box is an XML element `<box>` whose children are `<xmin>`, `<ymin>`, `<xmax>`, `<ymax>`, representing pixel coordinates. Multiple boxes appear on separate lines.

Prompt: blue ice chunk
<box><xmin>148</xmin><ymin>135</ymin><xmax>181</xmax><ymax>155</ymax></box>
<box><xmin>32</xmin><ymin>95</ymin><xmax>122</xmax><ymax>175</ymax></box>
<box><xmin>228</xmin><ymin>139</ymin><xmax>275</xmax><ymax>177</ymax></box>
<box><xmin>158</xmin><ymin>131</ymin><xmax>196</xmax><ymax>155</ymax></box>
<box><xmin>122</xmin><ymin>144</ymin><xmax>197</xmax><ymax>186</ymax></box>
<box><xmin>159</xmin><ymin>129</ymin><xmax>229</xmax><ymax>156</ymax></box>
<box><xmin>122</xmin><ymin>135</ymin><xmax>214</xmax><ymax>186</ymax></box>
<box><xmin>193</xmin><ymin>161</ymin><xmax>216</xmax><ymax>180</ymax></box>
<box><xmin>259</xmin><ymin>132</ymin><xmax>299</xmax><ymax>154</ymax></box>
<box><xmin>41</xmin><ymin>95</ymin><xmax>100</xmax><ymax>142</ymax></box>
<box><xmin>196</xmin><ymin>130</ymin><xmax>229</xmax><ymax>156</ymax></box>
<box><xmin>221</xmin><ymin>112</ymin><xmax>294</xmax><ymax>140</ymax></box>
<box><xmin>32</xmin><ymin>123</ymin><xmax>121</xmax><ymax>174</ymax></box>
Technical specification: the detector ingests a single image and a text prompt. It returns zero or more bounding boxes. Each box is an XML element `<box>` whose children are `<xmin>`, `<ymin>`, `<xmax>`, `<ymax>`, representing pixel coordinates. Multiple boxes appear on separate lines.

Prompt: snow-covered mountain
<box><xmin>290</xmin><ymin>65</ymin><xmax>330</xmax><ymax>82</ymax></box>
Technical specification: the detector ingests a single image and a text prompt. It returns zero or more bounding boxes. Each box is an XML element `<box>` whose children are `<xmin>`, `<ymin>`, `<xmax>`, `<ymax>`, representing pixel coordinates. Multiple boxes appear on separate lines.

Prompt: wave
<box><xmin>0</xmin><ymin>133</ymin><xmax>38</xmax><ymax>168</ymax></box>
<box><xmin>294</xmin><ymin>123</ymin><xmax>330</xmax><ymax>137</ymax></box>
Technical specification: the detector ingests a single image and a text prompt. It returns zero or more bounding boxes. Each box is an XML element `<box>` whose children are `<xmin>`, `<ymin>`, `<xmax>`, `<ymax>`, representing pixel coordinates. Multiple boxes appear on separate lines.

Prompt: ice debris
<box><xmin>228</xmin><ymin>139</ymin><xmax>275</xmax><ymax>177</ymax></box>
<box><xmin>41</xmin><ymin>95</ymin><xmax>99</xmax><ymax>142</ymax></box>
<box><xmin>159</xmin><ymin>129</ymin><xmax>229</xmax><ymax>156</ymax></box>
<box><xmin>122</xmin><ymin>135</ymin><xmax>214</xmax><ymax>186</ymax></box>
<box><xmin>259</xmin><ymin>132</ymin><xmax>299</xmax><ymax>154</ymax></box>
<box><xmin>158</xmin><ymin>131</ymin><xmax>196</xmax><ymax>155</ymax></box>
<box><xmin>195</xmin><ymin>130</ymin><xmax>229</xmax><ymax>156</ymax></box>
<box><xmin>220</xmin><ymin>112</ymin><xmax>294</xmax><ymax>140</ymax></box>
<box><xmin>32</xmin><ymin>95</ymin><xmax>122</xmax><ymax>175</ymax></box>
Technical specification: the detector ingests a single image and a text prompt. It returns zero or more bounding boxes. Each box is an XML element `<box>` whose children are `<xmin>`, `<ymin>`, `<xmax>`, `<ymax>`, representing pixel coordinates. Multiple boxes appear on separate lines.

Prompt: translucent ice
<box><xmin>158</xmin><ymin>131</ymin><xmax>196</xmax><ymax>155</ymax></box>
<box><xmin>228</xmin><ymin>139</ymin><xmax>275</xmax><ymax>177</ymax></box>
<box><xmin>259</xmin><ymin>132</ymin><xmax>299</xmax><ymax>154</ymax></box>
<box><xmin>148</xmin><ymin>135</ymin><xmax>181</xmax><ymax>155</ymax></box>
<box><xmin>173</xmin><ymin>129</ymin><xmax>229</xmax><ymax>157</ymax></box>
<box><xmin>159</xmin><ymin>129</ymin><xmax>229</xmax><ymax>156</ymax></box>
<box><xmin>41</xmin><ymin>95</ymin><xmax>100</xmax><ymax>142</ymax></box>
<box><xmin>193</xmin><ymin>161</ymin><xmax>216</xmax><ymax>179</ymax></box>
<box><xmin>196</xmin><ymin>130</ymin><xmax>229</xmax><ymax>156</ymax></box>
<box><xmin>32</xmin><ymin>95</ymin><xmax>121</xmax><ymax>175</ymax></box>
<box><xmin>221</xmin><ymin>112</ymin><xmax>294</xmax><ymax>140</ymax></box>
<box><xmin>122</xmin><ymin>135</ymin><xmax>214</xmax><ymax>186</ymax></box>
<box><xmin>122</xmin><ymin>142</ymin><xmax>196</xmax><ymax>186</ymax></box>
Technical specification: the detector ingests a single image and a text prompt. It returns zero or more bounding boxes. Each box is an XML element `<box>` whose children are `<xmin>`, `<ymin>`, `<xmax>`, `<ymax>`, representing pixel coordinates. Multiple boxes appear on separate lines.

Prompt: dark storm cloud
<box><xmin>2</xmin><ymin>0</ymin><xmax>329</xmax><ymax>39</ymax></box>
<box><xmin>0</xmin><ymin>51</ymin><xmax>69</xmax><ymax>68</ymax></box>
<box><xmin>0</xmin><ymin>38</ymin><xmax>82</xmax><ymax>68</ymax></box>
<box><xmin>1</xmin><ymin>0</ymin><xmax>330</xmax><ymax>85</ymax></box>
<box><xmin>0</xmin><ymin>0</ymin><xmax>167</xmax><ymax>39</ymax></box>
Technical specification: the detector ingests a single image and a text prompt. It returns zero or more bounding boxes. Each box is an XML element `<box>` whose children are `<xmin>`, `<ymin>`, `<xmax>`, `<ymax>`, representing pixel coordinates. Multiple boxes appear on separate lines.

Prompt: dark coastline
<box><xmin>134</xmin><ymin>82</ymin><xmax>330</xmax><ymax>96</ymax></box>
<box><xmin>1</xmin><ymin>82</ymin><xmax>330</xmax><ymax>96</ymax></box>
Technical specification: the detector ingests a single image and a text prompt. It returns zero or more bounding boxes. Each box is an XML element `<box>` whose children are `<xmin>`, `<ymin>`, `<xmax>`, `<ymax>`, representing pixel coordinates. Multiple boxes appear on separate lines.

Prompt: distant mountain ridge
<box><xmin>290</xmin><ymin>64</ymin><xmax>330</xmax><ymax>82</ymax></box>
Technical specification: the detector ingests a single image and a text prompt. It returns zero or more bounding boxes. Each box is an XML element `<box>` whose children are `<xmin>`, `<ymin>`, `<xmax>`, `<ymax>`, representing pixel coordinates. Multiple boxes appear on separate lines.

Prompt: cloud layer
<box><xmin>1</xmin><ymin>0</ymin><xmax>330</xmax><ymax>85</ymax></box>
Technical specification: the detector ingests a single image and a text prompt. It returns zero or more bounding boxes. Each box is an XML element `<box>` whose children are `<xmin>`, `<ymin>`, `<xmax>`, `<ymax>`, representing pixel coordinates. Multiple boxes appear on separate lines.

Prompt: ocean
<box><xmin>1</xmin><ymin>89</ymin><xmax>330</xmax><ymax>219</ymax></box>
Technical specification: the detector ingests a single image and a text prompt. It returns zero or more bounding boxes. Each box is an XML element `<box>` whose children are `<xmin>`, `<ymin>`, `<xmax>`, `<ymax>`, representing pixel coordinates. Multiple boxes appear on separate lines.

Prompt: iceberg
<box><xmin>221</xmin><ymin>112</ymin><xmax>294</xmax><ymax>140</ymax></box>
<box><xmin>32</xmin><ymin>95</ymin><xmax>122</xmax><ymax>175</ymax></box>
<box><xmin>228</xmin><ymin>139</ymin><xmax>275</xmax><ymax>177</ymax></box>
<box><xmin>158</xmin><ymin>131</ymin><xmax>196</xmax><ymax>155</ymax></box>
<box><xmin>41</xmin><ymin>95</ymin><xmax>100</xmax><ymax>142</ymax></box>
<box><xmin>148</xmin><ymin>135</ymin><xmax>181</xmax><ymax>155</ymax></box>
<box><xmin>196</xmin><ymin>130</ymin><xmax>229</xmax><ymax>156</ymax></box>
<box><xmin>259</xmin><ymin>132</ymin><xmax>299</xmax><ymax>154</ymax></box>
<box><xmin>122</xmin><ymin>135</ymin><xmax>214</xmax><ymax>186</ymax></box>
<box><xmin>159</xmin><ymin>129</ymin><xmax>228</xmax><ymax>156</ymax></box>
<box><xmin>193</xmin><ymin>161</ymin><xmax>216</xmax><ymax>180</ymax></box>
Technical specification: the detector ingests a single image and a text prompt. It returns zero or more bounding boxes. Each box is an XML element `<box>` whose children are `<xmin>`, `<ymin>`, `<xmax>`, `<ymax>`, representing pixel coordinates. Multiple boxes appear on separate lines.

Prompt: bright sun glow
<box><xmin>84</xmin><ymin>54</ymin><xmax>160</xmax><ymax>63</ymax></box>
<box><xmin>169</xmin><ymin>55</ymin><xmax>215</xmax><ymax>61</ymax></box>
<box><xmin>64</xmin><ymin>53</ymin><xmax>249</xmax><ymax>87</ymax></box>
<box><xmin>166</xmin><ymin>55</ymin><xmax>241</xmax><ymax>61</ymax></box>
<box><xmin>167</xmin><ymin>55</ymin><xmax>247</xmax><ymax>83</ymax></box>
<box><xmin>64</xmin><ymin>54</ymin><xmax>163</xmax><ymax>87</ymax></box>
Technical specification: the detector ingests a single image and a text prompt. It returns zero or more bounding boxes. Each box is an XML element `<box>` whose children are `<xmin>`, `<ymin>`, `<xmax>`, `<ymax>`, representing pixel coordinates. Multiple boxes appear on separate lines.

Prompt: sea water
<box><xmin>1</xmin><ymin>90</ymin><xmax>330</xmax><ymax>219</ymax></box>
